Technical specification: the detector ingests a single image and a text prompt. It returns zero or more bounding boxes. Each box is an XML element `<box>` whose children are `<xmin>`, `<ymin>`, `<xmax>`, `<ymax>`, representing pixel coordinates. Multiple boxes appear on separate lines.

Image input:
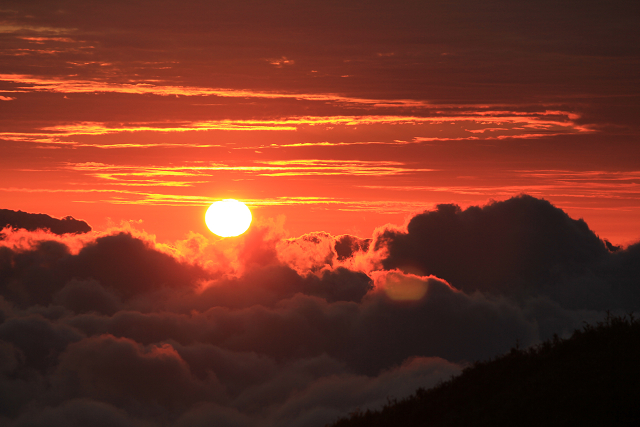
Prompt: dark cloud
<box><xmin>0</xmin><ymin>239</ymin><xmax>72</xmax><ymax>307</ymax></box>
<box><xmin>2</xmin><ymin>0</ymin><xmax>637</xmax><ymax>105</ymax></box>
<box><xmin>379</xmin><ymin>195</ymin><xmax>606</xmax><ymax>289</ymax></box>
<box><xmin>0</xmin><ymin>337</ymin><xmax>46</xmax><ymax>418</ymax></box>
<box><xmin>303</xmin><ymin>267</ymin><xmax>372</xmax><ymax>303</ymax></box>
<box><xmin>174</xmin><ymin>403</ymin><xmax>254</xmax><ymax>427</ymax></box>
<box><xmin>57</xmin><ymin>275</ymin><xmax>579</xmax><ymax>375</ymax></box>
<box><xmin>52</xmin><ymin>279</ymin><xmax>123</xmax><ymax>316</ymax></box>
<box><xmin>51</xmin><ymin>334</ymin><xmax>222</xmax><ymax>417</ymax></box>
<box><xmin>0</xmin><ymin>315</ymin><xmax>83</xmax><ymax>372</ymax></box>
<box><xmin>8</xmin><ymin>398</ymin><xmax>148</xmax><ymax>427</ymax></box>
<box><xmin>0</xmin><ymin>196</ymin><xmax>638</xmax><ymax>425</ymax></box>
<box><xmin>0</xmin><ymin>209</ymin><xmax>91</xmax><ymax>236</ymax></box>
<box><xmin>187</xmin><ymin>264</ymin><xmax>371</xmax><ymax>311</ymax></box>
<box><xmin>68</xmin><ymin>233</ymin><xmax>208</xmax><ymax>299</ymax></box>
<box><xmin>263</xmin><ymin>356</ymin><xmax>461</xmax><ymax>427</ymax></box>
<box><xmin>334</xmin><ymin>235</ymin><xmax>370</xmax><ymax>261</ymax></box>
<box><xmin>0</xmin><ymin>232</ymin><xmax>208</xmax><ymax>308</ymax></box>
<box><xmin>377</xmin><ymin>195</ymin><xmax>639</xmax><ymax>310</ymax></box>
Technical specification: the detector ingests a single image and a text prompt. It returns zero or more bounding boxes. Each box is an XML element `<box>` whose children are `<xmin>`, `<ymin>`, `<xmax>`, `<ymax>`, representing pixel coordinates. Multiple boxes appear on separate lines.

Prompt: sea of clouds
<box><xmin>1</xmin><ymin>195</ymin><xmax>638</xmax><ymax>427</ymax></box>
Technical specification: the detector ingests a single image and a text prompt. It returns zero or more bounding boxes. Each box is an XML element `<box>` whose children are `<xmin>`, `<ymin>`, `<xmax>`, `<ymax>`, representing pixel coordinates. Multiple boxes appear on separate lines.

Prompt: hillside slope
<box><xmin>330</xmin><ymin>315</ymin><xmax>640</xmax><ymax>427</ymax></box>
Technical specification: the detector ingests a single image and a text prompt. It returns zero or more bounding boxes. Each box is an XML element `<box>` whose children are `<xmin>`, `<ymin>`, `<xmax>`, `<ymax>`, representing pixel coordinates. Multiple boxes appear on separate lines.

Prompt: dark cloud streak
<box><xmin>2</xmin><ymin>0</ymin><xmax>637</xmax><ymax>103</ymax></box>
<box><xmin>0</xmin><ymin>209</ymin><xmax>91</xmax><ymax>236</ymax></box>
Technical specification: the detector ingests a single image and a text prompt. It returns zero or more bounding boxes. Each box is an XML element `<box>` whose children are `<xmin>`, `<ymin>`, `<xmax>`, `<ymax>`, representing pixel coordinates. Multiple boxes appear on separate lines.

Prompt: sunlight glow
<box><xmin>205</xmin><ymin>199</ymin><xmax>252</xmax><ymax>237</ymax></box>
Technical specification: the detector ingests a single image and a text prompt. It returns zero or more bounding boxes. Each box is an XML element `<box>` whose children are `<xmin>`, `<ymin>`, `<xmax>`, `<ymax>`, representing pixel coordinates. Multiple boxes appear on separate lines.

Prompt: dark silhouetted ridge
<box><xmin>329</xmin><ymin>315</ymin><xmax>640</xmax><ymax>427</ymax></box>
<box><xmin>0</xmin><ymin>208</ymin><xmax>91</xmax><ymax>235</ymax></box>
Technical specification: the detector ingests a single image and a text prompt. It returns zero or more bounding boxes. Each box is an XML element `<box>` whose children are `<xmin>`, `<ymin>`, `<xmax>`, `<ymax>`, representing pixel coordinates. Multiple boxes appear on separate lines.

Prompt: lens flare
<box><xmin>384</xmin><ymin>273</ymin><xmax>428</xmax><ymax>301</ymax></box>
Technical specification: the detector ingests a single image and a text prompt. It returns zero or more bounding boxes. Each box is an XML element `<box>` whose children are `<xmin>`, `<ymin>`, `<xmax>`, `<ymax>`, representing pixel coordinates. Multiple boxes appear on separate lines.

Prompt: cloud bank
<box><xmin>0</xmin><ymin>195</ymin><xmax>638</xmax><ymax>426</ymax></box>
<box><xmin>0</xmin><ymin>209</ymin><xmax>91</xmax><ymax>236</ymax></box>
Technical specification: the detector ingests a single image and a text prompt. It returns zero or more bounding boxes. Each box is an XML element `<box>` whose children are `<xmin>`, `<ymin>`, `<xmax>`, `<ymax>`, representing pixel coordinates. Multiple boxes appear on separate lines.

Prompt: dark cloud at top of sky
<box><xmin>0</xmin><ymin>208</ymin><xmax>638</xmax><ymax>422</ymax></box>
<box><xmin>5</xmin><ymin>0</ymin><xmax>637</xmax><ymax>50</ymax></box>
<box><xmin>0</xmin><ymin>209</ymin><xmax>91</xmax><ymax>236</ymax></box>
<box><xmin>1</xmin><ymin>0</ymin><xmax>638</xmax><ymax>104</ymax></box>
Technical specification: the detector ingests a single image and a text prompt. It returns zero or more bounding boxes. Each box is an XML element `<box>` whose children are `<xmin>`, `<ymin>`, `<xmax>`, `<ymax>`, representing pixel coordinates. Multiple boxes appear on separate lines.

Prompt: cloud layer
<box><xmin>0</xmin><ymin>209</ymin><xmax>91</xmax><ymax>235</ymax></box>
<box><xmin>378</xmin><ymin>195</ymin><xmax>640</xmax><ymax>310</ymax></box>
<box><xmin>0</xmin><ymin>196</ymin><xmax>639</xmax><ymax>426</ymax></box>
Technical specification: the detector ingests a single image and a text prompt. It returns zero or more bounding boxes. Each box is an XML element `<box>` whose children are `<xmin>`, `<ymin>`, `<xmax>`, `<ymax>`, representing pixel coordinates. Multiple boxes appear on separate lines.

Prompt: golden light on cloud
<box><xmin>205</xmin><ymin>199</ymin><xmax>252</xmax><ymax>237</ymax></box>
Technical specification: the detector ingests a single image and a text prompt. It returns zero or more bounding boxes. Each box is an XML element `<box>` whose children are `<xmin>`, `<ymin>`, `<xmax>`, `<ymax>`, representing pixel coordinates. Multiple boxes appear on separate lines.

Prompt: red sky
<box><xmin>1</xmin><ymin>3</ymin><xmax>639</xmax><ymax>425</ymax></box>
<box><xmin>1</xmin><ymin>0</ymin><xmax>639</xmax><ymax>245</ymax></box>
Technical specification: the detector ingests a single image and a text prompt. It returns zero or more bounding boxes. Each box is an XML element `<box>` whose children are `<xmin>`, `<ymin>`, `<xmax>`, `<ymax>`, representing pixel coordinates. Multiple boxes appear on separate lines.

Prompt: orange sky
<box><xmin>1</xmin><ymin>1</ymin><xmax>639</xmax><ymax>245</ymax></box>
<box><xmin>1</xmin><ymin>3</ymin><xmax>640</xmax><ymax>426</ymax></box>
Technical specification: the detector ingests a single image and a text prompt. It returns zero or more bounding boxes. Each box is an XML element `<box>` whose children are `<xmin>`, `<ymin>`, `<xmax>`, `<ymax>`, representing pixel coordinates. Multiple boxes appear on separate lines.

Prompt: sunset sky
<box><xmin>1</xmin><ymin>2</ymin><xmax>640</xmax><ymax>427</ymax></box>
<box><xmin>1</xmin><ymin>0</ymin><xmax>639</xmax><ymax>244</ymax></box>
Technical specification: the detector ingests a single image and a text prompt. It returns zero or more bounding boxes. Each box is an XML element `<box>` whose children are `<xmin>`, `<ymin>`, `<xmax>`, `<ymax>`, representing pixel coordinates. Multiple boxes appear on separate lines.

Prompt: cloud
<box><xmin>264</xmin><ymin>356</ymin><xmax>460</xmax><ymax>427</ymax></box>
<box><xmin>0</xmin><ymin>232</ymin><xmax>208</xmax><ymax>309</ymax></box>
<box><xmin>0</xmin><ymin>209</ymin><xmax>91</xmax><ymax>235</ymax></box>
<box><xmin>0</xmin><ymin>314</ymin><xmax>83</xmax><ymax>372</ymax></box>
<box><xmin>334</xmin><ymin>234</ymin><xmax>370</xmax><ymax>261</ymax></box>
<box><xmin>50</xmin><ymin>334</ymin><xmax>222</xmax><ymax>415</ymax></box>
<box><xmin>52</xmin><ymin>279</ymin><xmax>123</xmax><ymax>316</ymax></box>
<box><xmin>0</xmin><ymin>196</ymin><xmax>639</xmax><ymax>425</ymax></box>
<box><xmin>375</xmin><ymin>194</ymin><xmax>640</xmax><ymax>310</ymax></box>
<box><xmin>7</xmin><ymin>399</ymin><xmax>150</xmax><ymax>427</ymax></box>
<box><xmin>1</xmin><ymin>110</ymin><xmax>589</xmax><ymax>148</ymax></box>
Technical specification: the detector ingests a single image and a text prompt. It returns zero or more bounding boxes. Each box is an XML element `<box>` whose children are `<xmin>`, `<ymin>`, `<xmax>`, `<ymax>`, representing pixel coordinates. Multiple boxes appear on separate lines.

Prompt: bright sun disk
<box><xmin>205</xmin><ymin>199</ymin><xmax>252</xmax><ymax>237</ymax></box>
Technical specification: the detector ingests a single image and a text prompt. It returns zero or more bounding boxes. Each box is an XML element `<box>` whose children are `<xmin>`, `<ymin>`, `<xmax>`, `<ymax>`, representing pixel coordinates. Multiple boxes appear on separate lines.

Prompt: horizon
<box><xmin>1</xmin><ymin>0</ymin><xmax>639</xmax><ymax>245</ymax></box>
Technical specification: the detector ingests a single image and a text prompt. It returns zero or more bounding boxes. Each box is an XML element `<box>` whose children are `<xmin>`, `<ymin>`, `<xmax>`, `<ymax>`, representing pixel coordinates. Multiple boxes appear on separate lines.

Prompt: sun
<box><xmin>205</xmin><ymin>199</ymin><xmax>252</xmax><ymax>237</ymax></box>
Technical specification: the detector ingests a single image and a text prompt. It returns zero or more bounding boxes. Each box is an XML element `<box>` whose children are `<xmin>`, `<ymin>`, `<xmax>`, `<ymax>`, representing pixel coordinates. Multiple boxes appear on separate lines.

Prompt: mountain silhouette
<box><xmin>330</xmin><ymin>314</ymin><xmax>640</xmax><ymax>427</ymax></box>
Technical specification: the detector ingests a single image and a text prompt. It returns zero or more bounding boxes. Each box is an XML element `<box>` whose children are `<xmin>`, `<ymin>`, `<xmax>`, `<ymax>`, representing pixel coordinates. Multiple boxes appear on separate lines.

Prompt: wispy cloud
<box><xmin>62</xmin><ymin>159</ymin><xmax>430</xmax><ymax>181</ymax></box>
<box><xmin>0</xmin><ymin>109</ymin><xmax>590</xmax><ymax>148</ymax></box>
<box><xmin>0</xmin><ymin>186</ymin><xmax>433</xmax><ymax>213</ymax></box>
<box><xmin>18</xmin><ymin>36</ymin><xmax>76</xmax><ymax>43</ymax></box>
<box><xmin>0</xmin><ymin>74</ymin><xmax>428</xmax><ymax>106</ymax></box>
<box><xmin>0</xmin><ymin>75</ymin><xmax>597</xmax><ymax>139</ymax></box>
<box><xmin>360</xmin><ymin>170</ymin><xmax>640</xmax><ymax>202</ymax></box>
<box><xmin>0</xmin><ymin>24</ymin><xmax>74</xmax><ymax>34</ymax></box>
